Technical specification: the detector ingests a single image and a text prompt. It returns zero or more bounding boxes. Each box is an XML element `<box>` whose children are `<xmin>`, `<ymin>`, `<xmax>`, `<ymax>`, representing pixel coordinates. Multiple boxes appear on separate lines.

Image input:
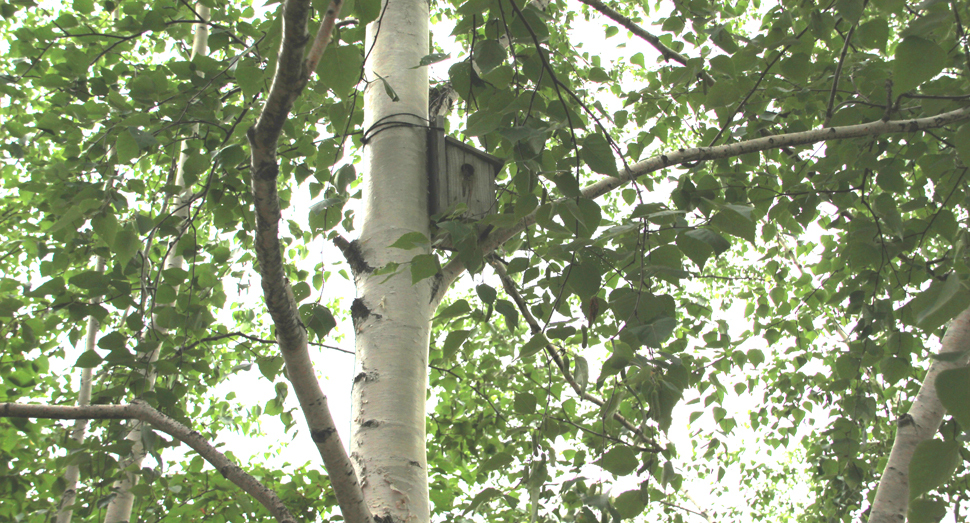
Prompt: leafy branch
<box><xmin>575</xmin><ymin>0</ymin><xmax>715</xmax><ymax>86</ymax></box>
<box><xmin>0</xmin><ymin>401</ymin><xmax>299</xmax><ymax>523</ymax></box>
<box><xmin>489</xmin><ymin>258</ymin><xmax>662</xmax><ymax>452</ymax></box>
<box><xmin>436</xmin><ymin>105</ymin><xmax>970</xmax><ymax>300</ymax></box>
<box><xmin>245</xmin><ymin>0</ymin><xmax>370</xmax><ymax>521</ymax></box>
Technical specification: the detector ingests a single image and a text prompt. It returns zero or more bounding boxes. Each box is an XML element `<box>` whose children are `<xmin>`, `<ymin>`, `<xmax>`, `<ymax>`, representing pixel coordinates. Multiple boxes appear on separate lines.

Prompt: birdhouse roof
<box><xmin>443</xmin><ymin>136</ymin><xmax>505</xmax><ymax>171</ymax></box>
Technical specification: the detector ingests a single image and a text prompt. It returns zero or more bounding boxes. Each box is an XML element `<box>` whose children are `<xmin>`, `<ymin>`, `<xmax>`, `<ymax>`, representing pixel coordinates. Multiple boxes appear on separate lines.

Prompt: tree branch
<box><xmin>576</xmin><ymin>0</ymin><xmax>715</xmax><ymax>86</ymax></box>
<box><xmin>246</xmin><ymin>1</ymin><xmax>370</xmax><ymax>521</ymax></box>
<box><xmin>435</xmin><ymin>106</ymin><xmax>970</xmax><ymax>300</ymax></box>
<box><xmin>489</xmin><ymin>259</ymin><xmax>661</xmax><ymax>451</ymax></box>
<box><xmin>304</xmin><ymin>0</ymin><xmax>344</xmax><ymax>75</ymax></box>
<box><xmin>869</xmin><ymin>306</ymin><xmax>970</xmax><ymax>522</ymax></box>
<box><xmin>824</xmin><ymin>24</ymin><xmax>855</xmax><ymax>127</ymax></box>
<box><xmin>0</xmin><ymin>401</ymin><xmax>299</xmax><ymax>523</ymax></box>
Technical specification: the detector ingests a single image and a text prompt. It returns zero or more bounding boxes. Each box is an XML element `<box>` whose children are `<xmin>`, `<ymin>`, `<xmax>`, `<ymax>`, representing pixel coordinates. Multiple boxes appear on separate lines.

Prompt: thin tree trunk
<box><xmin>350</xmin><ymin>1</ymin><xmax>432</xmax><ymax>521</ymax></box>
<box><xmin>868</xmin><ymin>306</ymin><xmax>970</xmax><ymax>523</ymax></box>
<box><xmin>56</xmin><ymin>256</ymin><xmax>105</xmax><ymax>523</ymax></box>
<box><xmin>101</xmin><ymin>9</ymin><xmax>209</xmax><ymax>522</ymax></box>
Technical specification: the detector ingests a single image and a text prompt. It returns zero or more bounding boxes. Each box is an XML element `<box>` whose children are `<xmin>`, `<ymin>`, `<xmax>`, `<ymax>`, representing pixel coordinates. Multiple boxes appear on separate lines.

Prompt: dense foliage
<box><xmin>2</xmin><ymin>0</ymin><xmax>970</xmax><ymax>521</ymax></box>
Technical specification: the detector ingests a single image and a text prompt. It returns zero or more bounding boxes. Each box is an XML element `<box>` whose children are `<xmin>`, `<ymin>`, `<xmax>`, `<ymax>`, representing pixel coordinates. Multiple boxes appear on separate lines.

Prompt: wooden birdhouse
<box><xmin>428</xmin><ymin>116</ymin><xmax>503</xmax><ymax>221</ymax></box>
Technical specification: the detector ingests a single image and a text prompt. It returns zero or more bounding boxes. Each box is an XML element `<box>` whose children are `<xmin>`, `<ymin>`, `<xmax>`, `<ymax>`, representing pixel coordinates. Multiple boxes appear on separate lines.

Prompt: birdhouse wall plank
<box><xmin>427</xmin><ymin>116</ymin><xmax>502</xmax><ymax>221</ymax></box>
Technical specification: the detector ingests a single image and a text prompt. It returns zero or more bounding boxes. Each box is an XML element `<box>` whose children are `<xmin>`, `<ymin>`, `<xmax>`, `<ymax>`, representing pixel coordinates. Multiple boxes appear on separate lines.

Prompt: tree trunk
<box><xmin>350</xmin><ymin>1</ymin><xmax>432</xmax><ymax>521</ymax></box>
<box><xmin>868</xmin><ymin>306</ymin><xmax>970</xmax><ymax>523</ymax></box>
<box><xmin>57</xmin><ymin>257</ymin><xmax>104</xmax><ymax>523</ymax></box>
<box><xmin>102</xmin><ymin>9</ymin><xmax>209</xmax><ymax>522</ymax></box>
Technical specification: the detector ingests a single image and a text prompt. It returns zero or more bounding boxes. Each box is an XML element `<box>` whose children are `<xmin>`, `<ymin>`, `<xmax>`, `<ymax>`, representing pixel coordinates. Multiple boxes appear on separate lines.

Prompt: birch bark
<box><xmin>350</xmin><ymin>0</ymin><xmax>433</xmax><ymax>521</ymax></box>
<box><xmin>56</xmin><ymin>257</ymin><xmax>104</xmax><ymax>523</ymax></box>
<box><xmin>102</xmin><ymin>10</ymin><xmax>209</xmax><ymax>522</ymax></box>
<box><xmin>868</xmin><ymin>306</ymin><xmax>970</xmax><ymax>523</ymax></box>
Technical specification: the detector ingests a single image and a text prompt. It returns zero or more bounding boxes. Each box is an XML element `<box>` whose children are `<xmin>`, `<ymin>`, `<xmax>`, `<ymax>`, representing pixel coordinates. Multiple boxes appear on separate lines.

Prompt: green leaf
<box><xmin>74</xmin><ymin>351</ymin><xmax>103</xmax><ymax>368</ymax></box>
<box><xmin>479</xmin><ymin>452</ymin><xmax>513</xmax><ymax>473</ymax></box>
<box><xmin>410</xmin><ymin>253</ymin><xmax>439</xmax><ymax>283</ymax></box>
<box><xmin>893</xmin><ymin>37</ymin><xmax>946</xmax><ymax>94</ymax></box>
<box><xmin>69</xmin><ymin>271</ymin><xmax>109</xmax><ymax>290</ymax></box>
<box><xmin>565</xmin><ymin>261</ymin><xmax>601</xmax><ymax>300</ymax></box>
<box><xmin>353</xmin><ymin>0</ymin><xmax>380</xmax><ymax>24</ymax></box>
<box><xmin>954</xmin><ymin>124</ymin><xmax>970</xmax><ymax>166</ymax></box>
<box><xmin>465</xmin><ymin>488</ymin><xmax>502</xmax><ymax>515</ymax></box>
<box><xmin>441</xmin><ymin>329</ymin><xmax>471</xmax><ymax>360</ymax></box>
<box><xmin>706</xmin><ymin>80</ymin><xmax>740</xmax><ymax>108</ymax></box>
<box><xmin>613</xmin><ymin>491</ymin><xmax>645</xmax><ymax>519</ymax></box>
<box><xmin>235</xmin><ymin>61</ymin><xmax>265</xmax><ymax>98</ymax></box>
<box><xmin>318</xmin><ymin>46</ymin><xmax>364</xmax><ymax>97</ymax></box>
<box><xmin>389</xmin><ymin>232</ymin><xmax>430</xmax><ymax>250</ymax></box>
<box><xmin>514</xmin><ymin>392</ymin><xmax>536</xmax><ymax>414</ymax></box>
<box><xmin>466</xmin><ymin>110</ymin><xmax>503</xmax><ymax>136</ymax></box>
<box><xmin>494</xmin><ymin>299</ymin><xmax>519</xmax><ymax>330</ymax></box>
<box><xmin>412</xmin><ymin>52</ymin><xmax>451</xmax><ymax>68</ymax></box>
<box><xmin>909</xmin><ymin>439</ymin><xmax>960</xmax><ymax>500</ymax></box>
<box><xmin>113</xmin><ymin>228</ymin><xmax>140</xmax><ymax>266</ymax></box>
<box><xmin>908</xmin><ymin>499</ymin><xmax>948</xmax><ymax>523</ymax></box>
<box><xmin>712</xmin><ymin>206</ymin><xmax>755</xmax><ymax>242</ymax></box>
<box><xmin>595</xmin><ymin>446</ymin><xmax>638</xmax><ymax>476</ymax></box>
<box><xmin>301</xmin><ymin>304</ymin><xmax>336</xmax><ymax>339</ymax></box>
<box><xmin>588</xmin><ymin>66</ymin><xmax>610</xmax><ymax>83</ymax></box>
<box><xmin>520</xmin><ymin>332</ymin><xmax>549</xmax><ymax>359</ymax></box>
<box><xmin>626</xmin><ymin>316</ymin><xmax>677</xmax><ymax>348</ymax></box>
<box><xmin>936</xmin><ymin>367</ymin><xmax>970</xmax><ymax>428</ymax></box>
<box><xmin>97</xmin><ymin>332</ymin><xmax>126</xmax><ymax>352</ymax></box>
<box><xmin>581</xmin><ymin>133</ymin><xmax>618</xmax><ymax>177</ymax></box>
<box><xmin>835</xmin><ymin>0</ymin><xmax>863</xmax><ymax>24</ymax></box>
<box><xmin>435</xmin><ymin>299</ymin><xmax>471</xmax><ymax>321</ymax></box>
<box><xmin>475</xmin><ymin>284</ymin><xmax>496</xmax><ymax>304</ymax></box>
<box><xmin>473</xmin><ymin>40</ymin><xmax>506</xmax><ymax>73</ymax></box>
<box><xmin>115</xmin><ymin>130</ymin><xmax>140</xmax><ymax>163</ymax></box>
<box><xmin>573</xmin><ymin>356</ymin><xmax>589</xmax><ymax>393</ymax></box>
<box><xmin>904</xmin><ymin>275</ymin><xmax>970</xmax><ymax>331</ymax></box>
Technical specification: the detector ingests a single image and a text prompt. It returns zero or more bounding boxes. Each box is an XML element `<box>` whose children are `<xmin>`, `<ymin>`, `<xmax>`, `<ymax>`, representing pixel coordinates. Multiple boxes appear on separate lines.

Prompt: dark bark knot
<box><xmin>334</xmin><ymin>237</ymin><xmax>373</xmax><ymax>277</ymax></box>
<box><xmin>360</xmin><ymin>419</ymin><xmax>381</xmax><ymax>428</ymax></box>
<box><xmin>311</xmin><ymin>427</ymin><xmax>337</xmax><ymax>443</ymax></box>
<box><xmin>351</xmin><ymin>298</ymin><xmax>371</xmax><ymax>328</ymax></box>
<box><xmin>354</xmin><ymin>370</ymin><xmax>379</xmax><ymax>384</ymax></box>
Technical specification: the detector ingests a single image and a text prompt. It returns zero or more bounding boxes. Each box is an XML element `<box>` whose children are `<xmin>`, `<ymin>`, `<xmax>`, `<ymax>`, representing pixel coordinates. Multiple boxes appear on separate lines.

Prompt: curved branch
<box><xmin>246</xmin><ymin>1</ymin><xmax>370</xmax><ymax>522</ymax></box>
<box><xmin>0</xmin><ymin>401</ymin><xmax>298</xmax><ymax>523</ymax></box>
<box><xmin>435</xmin><ymin>106</ymin><xmax>970</xmax><ymax>301</ymax></box>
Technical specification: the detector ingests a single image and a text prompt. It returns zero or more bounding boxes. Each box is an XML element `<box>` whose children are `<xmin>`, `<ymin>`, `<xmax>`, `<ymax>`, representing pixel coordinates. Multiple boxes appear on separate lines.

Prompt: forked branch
<box><xmin>247</xmin><ymin>1</ymin><xmax>369</xmax><ymax>522</ymax></box>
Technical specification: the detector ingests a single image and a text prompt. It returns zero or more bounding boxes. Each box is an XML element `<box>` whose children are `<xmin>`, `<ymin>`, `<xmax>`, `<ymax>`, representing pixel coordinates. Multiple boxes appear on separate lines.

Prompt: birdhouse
<box><xmin>428</xmin><ymin>116</ymin><xmax>503</xmax><ymax>221</ymax></box>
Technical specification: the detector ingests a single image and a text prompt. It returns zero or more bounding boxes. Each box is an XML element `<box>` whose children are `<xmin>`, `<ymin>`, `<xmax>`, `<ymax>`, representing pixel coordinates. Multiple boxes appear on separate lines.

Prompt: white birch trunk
<box><xmin>102</xmin><ymin>10</ymin><xmax>209</xmax><ymax>522</ymax></box>
<box><xmin>56</xmin><ymin>257</ymin><xmax>105</xmax><ymax>523</ymax></box>
<box><xmin>868</xmin><ymin>306</ymin><xmax>970</xmax><ymax>523</ymax></box>
<box><xmin>351</xmin><ymin>1</ymin><xmax>432</xmax><ymax>521</ymax></box>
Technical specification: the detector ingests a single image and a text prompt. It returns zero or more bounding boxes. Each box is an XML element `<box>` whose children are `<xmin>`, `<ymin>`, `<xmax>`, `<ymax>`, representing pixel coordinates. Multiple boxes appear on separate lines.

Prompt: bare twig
<box><xmin>824</xmin><ymin>24</ymin><xmax>856</xmax><ymax>126</ymax></box>
<box><xmin>576</xmin><ymin>0</ymin><xmax>715</xmax><ymax>86</ymax></box>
